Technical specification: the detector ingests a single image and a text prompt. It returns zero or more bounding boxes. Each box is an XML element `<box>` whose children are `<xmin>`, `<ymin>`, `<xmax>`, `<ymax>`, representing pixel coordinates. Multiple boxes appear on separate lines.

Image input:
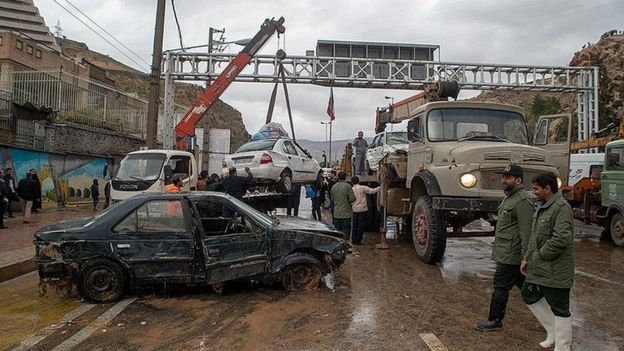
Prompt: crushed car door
<box><xmin>110</xmin><ymin>199</ymin><xmax>195</xmax><ymax>284</ymax></box>
<box><xmin>533</xmin><ymin>113</ymin><xmax>572</xmax><ymax>186</ymax></box>
<box><xmin>196</xmin><ymin>198</ymin><xmax>269</xmax><ymax>284</ymax></box>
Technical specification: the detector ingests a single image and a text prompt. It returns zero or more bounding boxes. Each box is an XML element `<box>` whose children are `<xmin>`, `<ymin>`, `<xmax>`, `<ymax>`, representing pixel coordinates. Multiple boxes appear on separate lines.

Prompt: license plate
<box><xmin>233</xmin><ymin>158</ymin><xmax>252</xmax><ymax>164</ymax></box>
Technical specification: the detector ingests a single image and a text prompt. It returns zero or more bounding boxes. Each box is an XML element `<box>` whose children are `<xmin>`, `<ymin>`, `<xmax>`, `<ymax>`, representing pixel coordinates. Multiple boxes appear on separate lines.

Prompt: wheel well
<box><xmin>282</xmin><ymin>168</ymin><xmax>292</xmax><ymax>176</ymax></box>
<box><xmin>410</xmin><ymin>177</ymin><xmax>428</xmax><ymax>202</ymax></box>
<box><xmin>289</xmin><ymin>249</ymin><xmax>330</xmax><ymax>272</ymax></box>
<box><xmin>79</xmin><ymin>256</ymin><xmax>132</xmax><ymax>283</ymax></box>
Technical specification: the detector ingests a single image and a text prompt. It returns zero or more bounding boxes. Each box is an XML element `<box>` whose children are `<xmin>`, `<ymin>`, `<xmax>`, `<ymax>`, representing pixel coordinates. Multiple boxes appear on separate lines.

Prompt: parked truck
<box><xmin>364</xmin><ymin>83</ymin><xmax>571</xmax><ymax>263</ymax></box>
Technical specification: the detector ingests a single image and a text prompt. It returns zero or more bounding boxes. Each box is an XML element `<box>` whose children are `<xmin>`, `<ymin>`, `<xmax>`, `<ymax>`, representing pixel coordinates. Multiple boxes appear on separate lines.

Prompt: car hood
<box><xmin>275</xmin><ymin>215</ymin><xmax>345</xmax><ymax>239</ymax></box>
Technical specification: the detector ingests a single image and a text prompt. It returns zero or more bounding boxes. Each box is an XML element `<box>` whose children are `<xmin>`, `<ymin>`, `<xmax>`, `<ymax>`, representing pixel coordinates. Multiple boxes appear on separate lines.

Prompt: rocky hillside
<box><xmin>57</xmin><ymin>38</ymin><xmax>250</xmax><ymax>151</ymax></box>
<box><xmin>471</xmin><ymin>31</ymin><xmax>624</xmax><ymax>140</ymax></box>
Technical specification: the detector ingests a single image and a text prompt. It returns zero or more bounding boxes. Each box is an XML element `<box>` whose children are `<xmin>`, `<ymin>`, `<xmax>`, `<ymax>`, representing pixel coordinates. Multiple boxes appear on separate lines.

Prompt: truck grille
<box><xmin>483</xmin><ymin>152</ymin><xmax>545</xmax><ymax>163</ymax></box>
<box><xmin>481</xmin><ymin>169</ymin><xmax>544</xmax><ymax>190</ymax></box>
<box><xmin>483</xmin><ymin>152</ymin><xmax>511</xmax><ymax>161</ymax></box>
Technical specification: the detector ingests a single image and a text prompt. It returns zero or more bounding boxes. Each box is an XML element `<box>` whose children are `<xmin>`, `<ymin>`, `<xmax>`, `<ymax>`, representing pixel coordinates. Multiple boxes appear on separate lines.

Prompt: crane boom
<box><xmin>175</xmin><ymin>17</ymin><xmax>285</xmax><ymax>150</ymax></box>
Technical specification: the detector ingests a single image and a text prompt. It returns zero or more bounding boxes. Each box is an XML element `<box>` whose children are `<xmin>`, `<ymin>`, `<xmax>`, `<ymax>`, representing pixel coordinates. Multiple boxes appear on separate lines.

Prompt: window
<box><xmin>16</xmin><ymin>40</ymin><xmax>23</xmax><ymax>50</ymax></box>
<box><xmin>282</xmin><ymin>141</ymin><xmax>299</xmax><ymax>156</ymax></box>
<box><xmin>427</xmin><ymin>108</ymin><xmax>528</xmax><ymax>143</ymax></box>
<box><xmin>534</xmin><ymin>119</ymin><xmax>548</xmax><ymax>145</ymax></box>
<box><xmin>26</xmin><ymin>45</ymin><xmax>33</xmax><ymax>55</ymax></box>
<box><xmin>194</xmin><ymin>200</ymin><xmax>253</xmax><ymax>236</ymax></box>
<box><xmin>534</xmin><ymin>117</ymin><xmax>568</xmax><ymax>145</ymax></box>
<box><xmin>114</xmin><ymin>200</ymin><xmax>187</xmax><ymax>233</ymax></box>
<box><xmin>35</xmin><ymin>49</ymin><xmax>42</xmax><ymax>59</ymax></box>
<box><xmin>236</xmin><ymin>139</ymin><xmax>277</xmax><ymax>152</ymax></box>
<box><xmin>166</xmin><ymin>155</ymin><xmax>191</xmax><ymax>180</ymax></box>
<box><xmin>606</xmin><ymin>147</ymin><xmax>624</xmax><ymax>171</ymax></box>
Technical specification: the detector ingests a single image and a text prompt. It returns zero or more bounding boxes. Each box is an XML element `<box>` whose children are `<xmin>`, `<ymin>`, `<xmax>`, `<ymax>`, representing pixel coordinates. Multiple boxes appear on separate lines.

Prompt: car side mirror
<box><xmin>164</xmin><ymin>165</ymin><xmax>173</xmax><ymax>179</ymax></box>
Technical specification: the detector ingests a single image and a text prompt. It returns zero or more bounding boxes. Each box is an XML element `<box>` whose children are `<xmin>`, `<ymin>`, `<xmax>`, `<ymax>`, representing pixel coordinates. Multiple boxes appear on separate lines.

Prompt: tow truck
<box><xmin>358</xmin><ymin>82</ymin><xmax>571</xmax><ymax>263</ymax></box>
<box><xmin>110</xmin><ymin>17</ymin><xmax>285</xmax><ymax>203</ymax></box>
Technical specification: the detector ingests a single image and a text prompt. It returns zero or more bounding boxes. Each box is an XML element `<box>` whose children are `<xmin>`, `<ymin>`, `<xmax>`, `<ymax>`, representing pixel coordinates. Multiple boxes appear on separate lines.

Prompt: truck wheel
<box><xmin>610</xmin><ymin>212</ymin><xmax>624</xmax><ymax>247</ymax></box>
<box><xmin>276</xmin><ymin>170</ymin><xmax>292</xmax><ymax>194</ymax></box>
<box><xmin>77</xmin><ymin>258</ymin><xmax>126</xmax><ymax>303</ymax></box>
<box><xmin>411</xmin><ymin>196</ymin><xmax>447</xmax><ymax>263</ymax></box>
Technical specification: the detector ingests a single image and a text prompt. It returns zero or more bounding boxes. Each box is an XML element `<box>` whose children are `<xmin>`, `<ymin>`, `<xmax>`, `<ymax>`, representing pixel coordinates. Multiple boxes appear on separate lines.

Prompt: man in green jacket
<box><xmin>330</xmin><ymin>171</ymin><xmax>355</xmax><ymax>240</ymax></box>
<box><xmin>476</xmin><ymin>164</ymin><xmax>535</xmax><ymax>331</ymax></box>
<box><xmin>521</xmin><ymin>172</ymin><xmax>574</xmax><ymax>351</ymax></box>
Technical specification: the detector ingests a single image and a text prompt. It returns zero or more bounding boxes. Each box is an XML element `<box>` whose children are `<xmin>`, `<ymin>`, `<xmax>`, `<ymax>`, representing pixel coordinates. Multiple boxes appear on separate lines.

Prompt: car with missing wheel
<box><xmin>34</xmin><ymin>192</ymin><xmax>350</xmax><ymax>303</ymax></box>
<box><xmin>222</xmin><ymin>138</ymin><xmax>321</xmax><ymax>193</ymax></box>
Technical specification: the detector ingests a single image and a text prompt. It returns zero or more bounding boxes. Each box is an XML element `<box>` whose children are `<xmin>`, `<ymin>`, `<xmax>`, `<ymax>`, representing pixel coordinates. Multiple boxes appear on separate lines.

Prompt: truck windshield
<box><xmin>236</xmin><ymin>139</ymin><xmax>277</xmax><ymax>152</ymax></box>
<box><xmin>427</xmin><ymin>108</ymin><xmax>528</xmax><ymax>144</ymax></box>
<box><xmin>115</xmin><ymin>153</ymin><xmax>166</xmax><ymax>181</ymax></box>
<box><xmin>386</xmin><ymin>132</ymin><xmax>408</xmax><ymax>145</ymax></box>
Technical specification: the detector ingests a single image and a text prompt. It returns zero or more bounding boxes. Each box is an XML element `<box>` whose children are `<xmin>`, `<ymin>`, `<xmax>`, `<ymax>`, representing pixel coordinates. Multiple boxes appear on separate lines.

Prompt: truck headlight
<box><xmin>460</xmin><ymin>173</ymin><xmax>477</xmax><ymax>188</ymax></box>
<box><xmin>557</xmin><ymin>177</ymin><xmax>562</xmax><ymax>189</ymax></box>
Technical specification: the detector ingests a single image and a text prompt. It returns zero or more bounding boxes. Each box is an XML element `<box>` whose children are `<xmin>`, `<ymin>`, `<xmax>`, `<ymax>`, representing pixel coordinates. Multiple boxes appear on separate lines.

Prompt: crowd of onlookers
<box><xmin>0</xmin><ymin>168</ymin><xmax>44</xmax><ymax>229</ymax></box>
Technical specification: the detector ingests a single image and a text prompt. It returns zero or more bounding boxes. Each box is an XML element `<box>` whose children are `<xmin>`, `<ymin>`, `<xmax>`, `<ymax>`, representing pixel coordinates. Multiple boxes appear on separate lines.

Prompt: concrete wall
<box><xmin>45</xmin><ymin>122</ymin><xmax>144</xmax><ymax>156</ymax></box>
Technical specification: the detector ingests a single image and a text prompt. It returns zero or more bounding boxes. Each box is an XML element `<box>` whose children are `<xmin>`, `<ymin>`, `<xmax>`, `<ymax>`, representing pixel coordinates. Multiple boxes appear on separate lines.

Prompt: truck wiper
<box><xmin>457</xmin><ymin>134</ymin><xmax>510</xmax><ymax>142</ymax></box>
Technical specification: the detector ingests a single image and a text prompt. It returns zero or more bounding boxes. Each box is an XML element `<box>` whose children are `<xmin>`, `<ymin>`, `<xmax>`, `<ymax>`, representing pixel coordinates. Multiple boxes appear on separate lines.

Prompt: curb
<box><xmin>0</xmin><ymin>258</ymin><xmax>36</xmax><ymax>283</ymax></box>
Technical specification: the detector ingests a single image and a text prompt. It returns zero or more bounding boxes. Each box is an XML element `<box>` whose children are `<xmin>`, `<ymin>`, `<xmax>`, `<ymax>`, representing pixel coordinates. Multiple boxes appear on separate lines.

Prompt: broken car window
<box><xmin>113</xmin><ymin>200</ymin><xmax>187</xmax><ymax>233</ymax></box>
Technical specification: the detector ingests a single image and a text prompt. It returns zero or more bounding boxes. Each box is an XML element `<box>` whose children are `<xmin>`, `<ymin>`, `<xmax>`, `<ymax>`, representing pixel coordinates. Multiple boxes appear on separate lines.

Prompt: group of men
<box><xmin>0</xmin><ymin>168</ymin><xmax>43</xmax><ymax>228</ymax></box>
<box><xmin>476</xmin><ymin>165</ymin><xmax>575</xmax><ymax>351</ymax></box>
<box><xmin>165</xmin><ymin>168</ymin><xmax>250</xmax><ymax>200</ymax></box>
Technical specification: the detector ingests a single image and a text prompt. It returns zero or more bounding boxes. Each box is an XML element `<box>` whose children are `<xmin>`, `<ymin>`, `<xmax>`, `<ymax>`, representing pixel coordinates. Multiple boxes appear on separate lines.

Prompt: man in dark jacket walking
<box><xmin>521</xmin><ymin>172</ymin><xmax>574</xmax><ymax>351</ymax></box>
<box><xmin>0</xmin><ymin>169</ymin><xmax>8</xmax><ymax>228</ymax></box>
<box><xmin>90</xmin><ymin>179</ymin><xmax>100</xmax><ymax>211</ymax></box>
<box><xmin>30</xmin><ymin>169</ymin><xmax>42</xmax><ymax>213</ymax></box>
<box><xmin>3</xmin><ymin>167</ymin><xmax>17</xmax><ymax>218</ymax></box>
<box><xmin>475</xmin><ymin>165</ymin><xmax>535</xmax><ymax>331</ymax></box>
<box><xmin>17</xmin><ymin>172</ymin><xmax>37</xmax><ymax>224</ymax></box>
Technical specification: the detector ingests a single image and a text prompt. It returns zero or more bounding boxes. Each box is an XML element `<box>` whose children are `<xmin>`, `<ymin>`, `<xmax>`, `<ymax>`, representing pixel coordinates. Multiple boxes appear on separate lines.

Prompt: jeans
<box><xmin>312</xmin><ymin>197</ymin><xmax>322</xmax><ymax>221</ymax></box>
<box><xmin>351</xmin><ymin>211</ymin><xmax>367</xmax><ymax>244</ymax></box>
<box><xmin>287</xmin><ymin>196</ymin><xmax>300</xmax><ymax>216</ymax></box>
<box><xmin>92</xmin><ymin>197</ymin><xmax>99</xmax><ymax>209</ymax></box>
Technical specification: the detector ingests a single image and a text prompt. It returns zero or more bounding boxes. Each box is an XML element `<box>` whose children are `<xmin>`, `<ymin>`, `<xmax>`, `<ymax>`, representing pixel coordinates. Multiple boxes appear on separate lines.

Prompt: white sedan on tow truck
<box><xmin>223</xmin><ymin>138</ymin><xmax>320</xmax><ymax>193</ymax></box>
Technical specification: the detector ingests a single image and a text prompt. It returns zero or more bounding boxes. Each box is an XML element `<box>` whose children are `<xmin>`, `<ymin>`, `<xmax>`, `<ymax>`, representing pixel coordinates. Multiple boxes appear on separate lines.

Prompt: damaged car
<box><xmin>34</xmin><ymin>192</ymin><xmax>350</xmax><ymax>303</ymax></box>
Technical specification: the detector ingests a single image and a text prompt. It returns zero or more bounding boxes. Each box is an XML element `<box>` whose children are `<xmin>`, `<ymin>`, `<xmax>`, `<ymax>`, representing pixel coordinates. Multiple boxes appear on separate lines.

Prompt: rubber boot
<box><xmin>553</xmin><ymin>316</ymin><xmax>572</xmax><ymax>351</ymax></box>
<box><xmin>475</xmin><ymin>299</ymin><xmax>505</xmax><ymax>331</ymax></box>
<box><xmin>527</xmin><ymin>298</ymin><xmax>555</xmax><ymax>349</ymax></box>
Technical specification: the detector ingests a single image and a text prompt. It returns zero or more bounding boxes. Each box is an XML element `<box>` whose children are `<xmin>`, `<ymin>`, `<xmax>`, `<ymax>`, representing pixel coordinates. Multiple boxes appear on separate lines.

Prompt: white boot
<box><xmin>553</xmin><ymin>316</ymin><xmax>572</xmax><ymax>351</ymax></box>
<box><xmin>527</xmin><ymin>298</ymin><xmax>555</xmax><ymax>349</ymax></box>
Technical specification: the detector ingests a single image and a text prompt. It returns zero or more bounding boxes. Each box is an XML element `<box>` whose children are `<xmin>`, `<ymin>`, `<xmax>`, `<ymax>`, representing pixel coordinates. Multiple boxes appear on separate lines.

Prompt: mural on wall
<box><xmin>0</xmin><ymin>147</ymin><xmax>108</xmax><ymax>207</ymax></box>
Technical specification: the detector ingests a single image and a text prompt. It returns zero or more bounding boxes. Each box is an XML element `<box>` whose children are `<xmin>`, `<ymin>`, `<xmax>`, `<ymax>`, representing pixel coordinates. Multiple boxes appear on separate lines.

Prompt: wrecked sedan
<box><xmin>35</xmin><ymin>192</ymin><xmax>350</xmax><ymax>303</ymax></box>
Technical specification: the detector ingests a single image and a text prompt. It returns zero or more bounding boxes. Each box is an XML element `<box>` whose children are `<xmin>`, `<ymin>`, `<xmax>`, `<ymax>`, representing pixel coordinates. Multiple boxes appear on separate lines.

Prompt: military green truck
<box><xmin>570</xmin><ymin>139</ymin><xmax>624</xmax><ymax>247</ymax></box>
<box><xmin>371</xmin><ymin>93</ymin><xmax>571</xmax><ymax>263</ymax></box>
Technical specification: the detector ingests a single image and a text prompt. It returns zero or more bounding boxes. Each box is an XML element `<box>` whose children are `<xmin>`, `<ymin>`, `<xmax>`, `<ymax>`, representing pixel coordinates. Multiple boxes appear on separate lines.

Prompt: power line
<box><xmin>171</xmin><ymin>0</ymin><xmax>185</xmax><ymax>51</ymax></box>
<box><xmin>51</xmin><ymin>0</ymin><xmax>150</xmax><ymax>72</ymax></box>
<box><xmin>64</xmin><ymin>0</ymin><xmax>151</xmax><ymax>68</ymax></box>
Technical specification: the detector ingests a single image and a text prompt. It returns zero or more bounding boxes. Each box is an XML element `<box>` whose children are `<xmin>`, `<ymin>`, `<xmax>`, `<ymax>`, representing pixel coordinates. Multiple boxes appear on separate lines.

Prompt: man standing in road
<box><xmin>350</xmin><ymin>176</ymin><xmax>380</xmax><ymax>245</ymax></box>
<box><xmin>287</xmin><ymin>184</ymin><xmax>302</xmax><ymax>217</ymax></box>
<box><xmin>521</xmin><ymin>172</ymin><xmax>574</xmax><ymax>351</ymax></box>
<box><xmin>223</xmin><ymin>167</ymin><xmax>252</xmax><ymax>200</ymax></box>
<box><xmin>3</xmin><ymin>167</ymin><xmax>16</xmax><ymax>218</ymax></box>
<box><xmin>476</xmin><ymin>164</ymin><xmax>535</xmax><ymax>331</ymax></box>
<box><xmin>330</xmin><ymin>171</ymin><xmax>355</xmax><ymax>240</ymax></box>
<box><xmin>0</xmin><ymin>169</ymin><xmax>8</xmax><ymax>229</ymax></box>
<box><xmin>353</xmin><ymin>131</ymin><xmax>368</xmax><ymax>175</ymax></box>
<box><xmin>30</xmin><ymin>169</ymin><xmax>42</xmax><ymax>213</ymax></box>
<box><xmin>17</xmin><ymin>171</ymin><xmax>37</xmax><ymax>224</ymax></box>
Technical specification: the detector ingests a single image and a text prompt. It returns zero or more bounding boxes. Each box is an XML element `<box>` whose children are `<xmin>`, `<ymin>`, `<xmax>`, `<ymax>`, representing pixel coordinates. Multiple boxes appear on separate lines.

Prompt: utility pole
<box><xmin>146</xmin><ymin>0</ymin><xmax>166</xmax><ymax>149</ymax></box>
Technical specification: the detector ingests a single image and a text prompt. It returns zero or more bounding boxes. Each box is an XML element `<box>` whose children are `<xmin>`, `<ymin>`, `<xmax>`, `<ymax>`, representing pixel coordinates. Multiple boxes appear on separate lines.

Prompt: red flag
<box><xmin>326</xmin><ymin>87</ymin><xmax>335</xmax><ymax>121</ymax></box>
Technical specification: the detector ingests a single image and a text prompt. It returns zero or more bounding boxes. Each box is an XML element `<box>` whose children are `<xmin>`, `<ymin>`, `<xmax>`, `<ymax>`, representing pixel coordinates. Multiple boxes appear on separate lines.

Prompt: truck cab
<box><xmin>110</xmin><ymin>150</ymin><xmax>198</xmax><ymax>203</ymax></box>
<box><xmin>400</xmin><ymin>101</ymin><xmax>570</xmax><ymax>262</ymax></box>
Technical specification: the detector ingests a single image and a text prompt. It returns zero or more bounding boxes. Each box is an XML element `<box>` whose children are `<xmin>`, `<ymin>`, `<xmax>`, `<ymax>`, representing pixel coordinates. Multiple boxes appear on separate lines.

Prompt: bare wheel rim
<box><xmin>85</xmin><ymin>267</ymin><xmax>117</xmax><ymax>296</ymax></box>
<box><xmin>283</xmin><ymin>264</ymin><xmax>321</xmax><ymax>290</ymax></box>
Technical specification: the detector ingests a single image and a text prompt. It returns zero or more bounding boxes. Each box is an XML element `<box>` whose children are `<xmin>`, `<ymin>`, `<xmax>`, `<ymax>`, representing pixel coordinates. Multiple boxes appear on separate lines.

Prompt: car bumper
<box><xmin>223</xmin><ymin>165</ymin><xmax>282</xmax><ymax>182</ymax></box>
<box><xmin>432</xmin><ymin>197</ymin><xmax>500</xmax><ymax>212</ymax></box>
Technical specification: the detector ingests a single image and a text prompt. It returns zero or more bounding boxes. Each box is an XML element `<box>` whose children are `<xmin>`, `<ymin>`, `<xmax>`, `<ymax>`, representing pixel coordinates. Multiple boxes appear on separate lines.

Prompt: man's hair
<box><xmin>229</xmin><ymin>167</ymin><xmax>237</xmax><ymax>175</ymax></box>
<box><xmin>532</xmin><ymin>172</ymin><xmax>558</xmax><ymax>193</ymax></box>
<box><xmin>200</xmin><ymin>170</ymin><xmax>209</xmax><ymax>178</ymax></box>
<box><xmin>210</xmin><ymin>173</ymin><xmax>219</xmax><ymax>180</ymax></box>
<box><xmin>330</xmin><ymin>170</ymin><xmax>337</xmax><ymax>176</ymax></box>
<box><xmin>338</xmin><ymin>171</ymin><xmax>347</xmax><ymax>180</ymax></box>
<box><xmin>172</xmin><ymin>177</ymin><xmax>181</xmax><ymax>185</ymax></box>
<box><xmin>351</xmin><ymin>176</ymin><xmax>360</xmax><ymax>185</ymax></box>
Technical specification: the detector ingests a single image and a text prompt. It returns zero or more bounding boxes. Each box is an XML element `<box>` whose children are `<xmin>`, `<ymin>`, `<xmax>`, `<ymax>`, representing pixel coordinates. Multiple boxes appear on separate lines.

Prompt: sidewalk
<box><xmin>0</xmin><ymin>205</ymin><xmax>94</xmax><ymax>282</ymax></box>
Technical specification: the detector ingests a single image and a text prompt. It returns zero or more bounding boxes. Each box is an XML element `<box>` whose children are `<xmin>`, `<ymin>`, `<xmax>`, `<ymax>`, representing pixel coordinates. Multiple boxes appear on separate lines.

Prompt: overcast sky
<box><xmin>36</xmin><ymin>0</ymin><xmax>623</xmax><ymax>142</ymax></box>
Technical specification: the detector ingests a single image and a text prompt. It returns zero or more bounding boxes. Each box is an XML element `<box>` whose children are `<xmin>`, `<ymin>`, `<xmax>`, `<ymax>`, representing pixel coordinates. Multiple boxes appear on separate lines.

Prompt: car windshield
<box><xmin>115</xmin><ymin>153</ymin><xmax>166</xmax><ymax>181</ymax></box>
<box><xmin>236</xmin><ymin>139</ymin><xmax>277</xmax><ymax>153</ymax></box>
<box><xmin>386</xmin><ymin>132</ymin><xmax>408</xmax><ymax>145</ymax></box>
<box><xmin>83</xmin><ymin>200</ymin><xmax>126</xmax><ymax>227</ymax></box>
<box><xmin>427</xmin><ymin>108</ymin><xmax>528</xmax><ymax>144</ymax></box>
<box><xmin>227</xmin><ymin>196</ymin><xmax>273</xmax><ymax>227</ymax></box>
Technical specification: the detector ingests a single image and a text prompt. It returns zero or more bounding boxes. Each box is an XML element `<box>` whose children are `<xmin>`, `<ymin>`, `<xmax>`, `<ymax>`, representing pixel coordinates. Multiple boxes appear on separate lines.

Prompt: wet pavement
<box><xmin>1</xmin><ymin>212</ymin><xmax>623</xmax><ymax>351</ymax></box>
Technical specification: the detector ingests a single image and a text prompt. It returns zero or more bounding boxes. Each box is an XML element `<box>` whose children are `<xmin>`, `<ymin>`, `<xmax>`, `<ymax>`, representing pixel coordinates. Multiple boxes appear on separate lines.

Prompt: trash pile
<box><xmin>250</xmin><ymin>122</ymin><xmax>290</xmax><ymax>141</ymax></box>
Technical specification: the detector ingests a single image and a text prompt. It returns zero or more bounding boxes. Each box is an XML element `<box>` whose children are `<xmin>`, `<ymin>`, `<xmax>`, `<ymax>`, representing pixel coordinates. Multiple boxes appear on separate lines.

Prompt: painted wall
<box><xmin>0</xmin><ymin>146</ymin><xmax>109</xmax><ymax>207</ymax></box>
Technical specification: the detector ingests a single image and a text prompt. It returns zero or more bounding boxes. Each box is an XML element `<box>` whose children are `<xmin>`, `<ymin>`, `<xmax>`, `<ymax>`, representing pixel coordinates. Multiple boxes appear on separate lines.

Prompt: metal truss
<box><xmin>162</xmin><ymin>51</ymin><xmax>599</xmax><ymax>149</ymax></box>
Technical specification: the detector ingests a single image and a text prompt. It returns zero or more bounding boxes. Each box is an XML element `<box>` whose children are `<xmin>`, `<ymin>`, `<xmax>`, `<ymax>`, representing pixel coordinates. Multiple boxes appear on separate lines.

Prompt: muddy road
<box><xmin>3</xmin><ymin>222</ymin><xmax>623</xmax><ymax>351</ymax></box>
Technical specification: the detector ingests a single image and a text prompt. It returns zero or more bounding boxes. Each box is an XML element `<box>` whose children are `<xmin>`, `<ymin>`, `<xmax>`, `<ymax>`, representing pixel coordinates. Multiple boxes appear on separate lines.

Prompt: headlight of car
<box><xmin>460</xmin><ymin>173</ymin><xmax>477</xmax><ymax>188</ymax></box>
<box><xmin>557</xmin><ymin>177</ymin><xmax>562</xmax><ymax>189</ymax></box>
